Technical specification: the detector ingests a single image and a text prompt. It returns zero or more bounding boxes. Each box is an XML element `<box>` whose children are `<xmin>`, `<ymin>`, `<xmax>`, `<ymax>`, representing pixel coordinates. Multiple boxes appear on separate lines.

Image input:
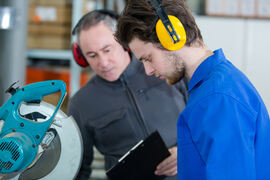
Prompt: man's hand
<box><xmin>155</xmin><ymin>146</ymin><xmax>177</xmax><ymax>176</ymax></box>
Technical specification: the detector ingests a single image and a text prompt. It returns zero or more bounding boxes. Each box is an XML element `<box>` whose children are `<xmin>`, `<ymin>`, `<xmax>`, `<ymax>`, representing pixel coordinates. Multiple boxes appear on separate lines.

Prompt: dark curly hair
<box><xmin>115</xmin><ymin>0</ymin><xmax>203</xmax><ymax>49</ymax></box>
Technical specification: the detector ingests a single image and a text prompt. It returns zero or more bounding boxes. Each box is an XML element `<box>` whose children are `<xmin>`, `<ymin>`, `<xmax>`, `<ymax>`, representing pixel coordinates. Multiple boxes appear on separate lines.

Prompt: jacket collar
<box><xmin>187</xmin><ymin>49</ymin><xmax>226</xmax><ymax>93</ymax></box>
<box><xmin>121</xmin><ymin>54</ymin><xmax>142</xmax><ymax>80</ymax></box>
<box><xmin>95</xmin><ymin>54</ymin><xmax>141</xmax><ymax>85</ymax></box>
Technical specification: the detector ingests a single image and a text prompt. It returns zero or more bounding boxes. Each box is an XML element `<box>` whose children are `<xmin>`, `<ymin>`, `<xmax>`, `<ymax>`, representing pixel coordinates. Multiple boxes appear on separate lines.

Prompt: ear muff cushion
<box><xmin>72</xmin><ymin>43</ymin><xmax>89</xmax><ymax>67</ymax></box>
<box><xmin>156</xmin><ymin>15</ymin><xmax>186</xmax><ymax>51</ymax></box>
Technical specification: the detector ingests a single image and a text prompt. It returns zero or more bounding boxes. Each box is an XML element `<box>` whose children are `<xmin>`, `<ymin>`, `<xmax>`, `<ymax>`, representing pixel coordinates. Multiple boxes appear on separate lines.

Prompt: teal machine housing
<box><xmin>0</xmin><ymin>80</ymin><xmax>66</xmax><ymax>173</ymax></box>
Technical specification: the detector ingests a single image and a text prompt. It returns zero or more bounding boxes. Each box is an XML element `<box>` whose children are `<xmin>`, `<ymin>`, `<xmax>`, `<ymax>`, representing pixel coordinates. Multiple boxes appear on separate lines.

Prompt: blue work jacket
<box><xmin>177</xmin><ymin>49</ymin><xmax>270</xmax><ymax>180</ymax></box>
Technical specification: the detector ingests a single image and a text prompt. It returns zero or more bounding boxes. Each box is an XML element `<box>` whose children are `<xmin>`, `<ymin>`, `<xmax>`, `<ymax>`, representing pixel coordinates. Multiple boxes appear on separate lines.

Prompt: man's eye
<box><xmin>89</xmin><ymin>55</ymin><xmax>96</xmax><ymax>59</ymax></box>
<box><xmin>104</xmin><ymin>49</ymin><xmax>110</xmax><ymax>53</ymax></box>
<box><xmin>144</xmin><ymin>58</ymin><xmax>151</xmax><ymax>62</ymax></box>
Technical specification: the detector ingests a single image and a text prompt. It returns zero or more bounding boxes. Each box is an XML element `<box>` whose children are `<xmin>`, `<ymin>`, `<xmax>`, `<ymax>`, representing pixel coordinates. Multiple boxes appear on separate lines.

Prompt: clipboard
<box><xmin>106</xmin><ymin>131</ymin><xmax>170</xmax><ymax>180</ymax></box>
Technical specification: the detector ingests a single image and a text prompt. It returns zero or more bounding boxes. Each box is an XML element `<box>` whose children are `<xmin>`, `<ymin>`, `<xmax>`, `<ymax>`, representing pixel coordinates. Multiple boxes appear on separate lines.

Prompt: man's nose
<box><xmin>99</xmin><ymin>55</ymin><xmax>109</xmax><ymax>68</ymax></box>
<box><xmin>143</xmin><ymin>62</ymin><xmax>154</xmax><ymax>76</ymax></box>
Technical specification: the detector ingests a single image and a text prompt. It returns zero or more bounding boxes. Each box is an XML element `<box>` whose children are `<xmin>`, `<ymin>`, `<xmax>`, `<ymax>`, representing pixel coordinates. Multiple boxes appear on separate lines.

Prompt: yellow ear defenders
<box><xmin>149</xmin><ymin>0</ymin><xmax>186</xmax><ymax>51</ymax></box>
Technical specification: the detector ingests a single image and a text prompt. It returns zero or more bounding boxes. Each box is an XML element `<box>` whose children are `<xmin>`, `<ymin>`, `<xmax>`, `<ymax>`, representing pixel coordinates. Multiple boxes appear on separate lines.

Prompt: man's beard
<box><xmin>165</xmin><ymin>52</ymin><xmax>185</xmax><ymax>85</ymax></box>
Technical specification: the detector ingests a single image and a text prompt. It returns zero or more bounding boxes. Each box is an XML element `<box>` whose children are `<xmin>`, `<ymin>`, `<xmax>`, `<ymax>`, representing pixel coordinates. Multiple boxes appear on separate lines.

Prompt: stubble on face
<box><xmin>164</xmin><ymin>52</ymin><xmax>185</xmax><ymax>85</ymax></box>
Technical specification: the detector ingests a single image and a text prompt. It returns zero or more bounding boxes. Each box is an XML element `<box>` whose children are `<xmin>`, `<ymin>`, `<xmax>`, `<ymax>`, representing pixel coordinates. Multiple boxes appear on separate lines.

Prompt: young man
<box><xmin>68</xmin><ymin>10</ymin><xmax>188</xmax><ymax>180</ymax></box>
<box><xmin>115</xmin><ymin>0</ymin><xmax>270</xmax><ymax>179</ymax></box>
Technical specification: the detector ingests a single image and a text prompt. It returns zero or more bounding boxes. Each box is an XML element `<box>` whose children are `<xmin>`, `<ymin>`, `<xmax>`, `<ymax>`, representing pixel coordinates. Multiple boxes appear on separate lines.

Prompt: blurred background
<box><xmin>0</xmin><ymin>0</ymin><xmax>269</xmax><ymax>179</ymax></box>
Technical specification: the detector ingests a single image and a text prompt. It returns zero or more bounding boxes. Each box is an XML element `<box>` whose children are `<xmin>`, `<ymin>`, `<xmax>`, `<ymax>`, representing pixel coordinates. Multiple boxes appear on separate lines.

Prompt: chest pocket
<box><xmin>88</xmin><ymin>108</ymin><xmax>138</xmax><ymax>153</ymax></box>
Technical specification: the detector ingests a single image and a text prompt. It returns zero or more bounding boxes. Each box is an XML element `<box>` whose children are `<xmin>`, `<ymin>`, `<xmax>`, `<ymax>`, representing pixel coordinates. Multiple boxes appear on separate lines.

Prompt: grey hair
<box><xmin>75</xmin><ymin>11</ymin><xmax>117</xmax><ymax>40</ymax></box>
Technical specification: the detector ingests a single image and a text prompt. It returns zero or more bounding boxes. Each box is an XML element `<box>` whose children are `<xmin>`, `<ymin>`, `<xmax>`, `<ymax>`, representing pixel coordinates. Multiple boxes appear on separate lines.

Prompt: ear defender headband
<box><xmin>149</xmin><ymin>0</ymin><xmax>186</xmax><ymax>51</ymax></box>
<box><xmin>71</xmin><ymin>10</ymin><xmax>119</xmax><ymax>67</ymax></box>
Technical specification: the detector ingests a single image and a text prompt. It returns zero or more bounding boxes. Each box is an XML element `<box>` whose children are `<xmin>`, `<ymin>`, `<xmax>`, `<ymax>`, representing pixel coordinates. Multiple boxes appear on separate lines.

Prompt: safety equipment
<box><xmin>72</xmin><ymin>42</ymin><xmax>88</xmax><ymax>67</ymax></box>
<box><xmin>149</xmin><ymin>0</ymin><xmax>186</xmax><ymax>51</ymax></box>
<box><xmin>0</xmin><ymin>80</ymin><xmax>82</xmax><ymax>180</ymax></box>
<box><xmin>71</xmin><ymin>10</ymin><xmax>119</xmax><ymax>67</ymax></box>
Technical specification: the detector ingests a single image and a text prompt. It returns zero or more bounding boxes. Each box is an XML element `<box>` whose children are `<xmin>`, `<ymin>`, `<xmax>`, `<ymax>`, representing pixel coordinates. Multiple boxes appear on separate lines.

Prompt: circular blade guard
<box><xmin>18</xmin><ymin>101</ymin><xmax>83</xmax><ymax>180</ymax></box>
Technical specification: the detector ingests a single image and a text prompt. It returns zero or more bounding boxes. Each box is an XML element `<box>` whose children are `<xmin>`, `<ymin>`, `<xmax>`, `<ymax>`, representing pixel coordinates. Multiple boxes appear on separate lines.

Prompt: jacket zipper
<box><xmin>120</xmin><ymin>76</ymin><xmax>149</xmax><ymax>138</ymax></box>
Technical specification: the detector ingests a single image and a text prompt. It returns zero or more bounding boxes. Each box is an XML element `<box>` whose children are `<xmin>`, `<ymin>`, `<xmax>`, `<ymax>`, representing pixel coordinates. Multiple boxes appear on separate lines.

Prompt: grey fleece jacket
<box><xmin>68</xmin><ymin>56</ymin><xmax>187</xmax><ymax>180</ymax></box>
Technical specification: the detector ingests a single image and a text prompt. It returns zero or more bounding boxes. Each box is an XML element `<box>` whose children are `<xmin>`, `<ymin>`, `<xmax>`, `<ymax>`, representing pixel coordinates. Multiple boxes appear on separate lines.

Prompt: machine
<box><xmin>0</xmin><ymin>80</ymin><xmax>83</xmax><ymax>180</ymax></box>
